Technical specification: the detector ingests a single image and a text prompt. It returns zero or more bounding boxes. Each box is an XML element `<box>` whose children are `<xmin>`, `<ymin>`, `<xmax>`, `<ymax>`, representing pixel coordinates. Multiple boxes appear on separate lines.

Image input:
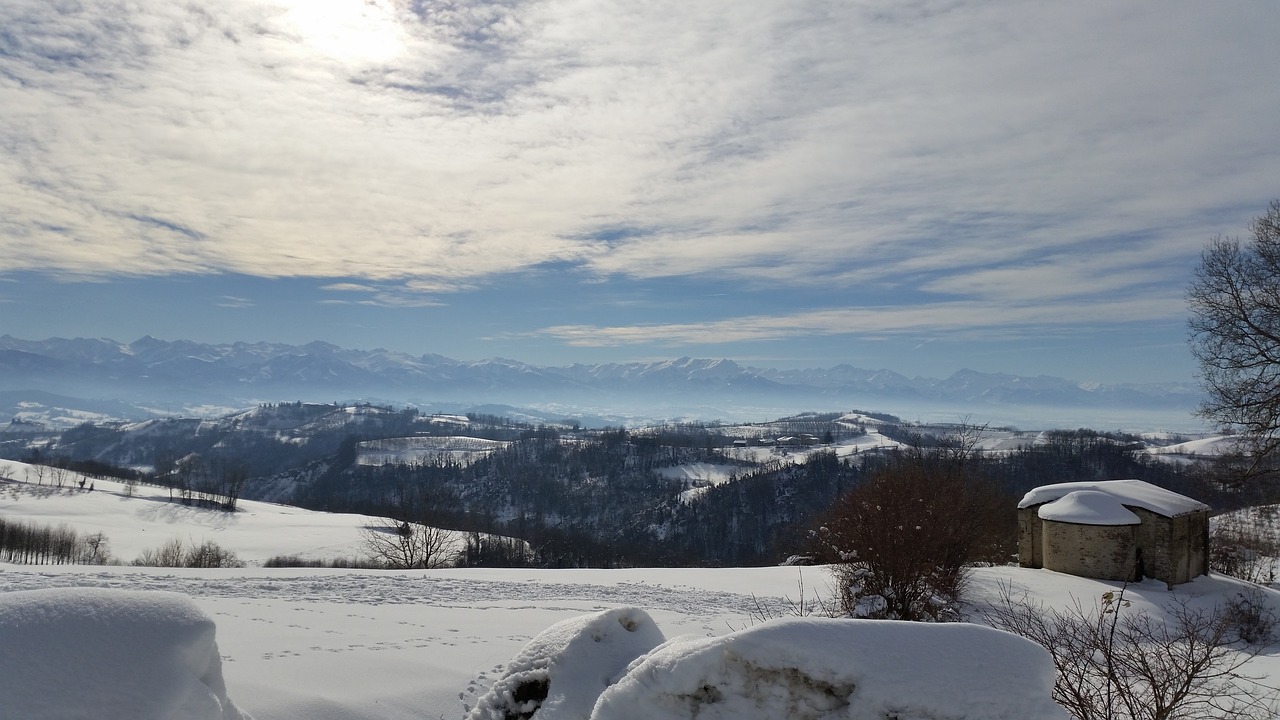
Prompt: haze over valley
<box><xmin>1</xmin><ymin>334</ymin><xmax>1204</xmax><ymax>433</ymax></box>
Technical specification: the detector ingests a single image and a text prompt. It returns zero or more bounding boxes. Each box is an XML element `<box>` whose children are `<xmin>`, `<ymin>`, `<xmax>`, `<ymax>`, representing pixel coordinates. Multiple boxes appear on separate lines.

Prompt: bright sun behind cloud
<box><xmin>281</xmin><ymin>0</ymin><xmax>407</xmax><ymax>65</ymax></box>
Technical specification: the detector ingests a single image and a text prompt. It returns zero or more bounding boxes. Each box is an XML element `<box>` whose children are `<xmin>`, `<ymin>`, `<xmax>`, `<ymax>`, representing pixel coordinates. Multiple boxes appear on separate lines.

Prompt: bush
<box><xmin>985</xmin><ymin>583</ymin><xmax>1277</xmax><ymax>720</ymax></box>
<box><xmin>133</xmin><ymin>538</ymin><xmax>244</xmax><ymax>568</ymax></box>
<box><xmin>1224</xmin><ymin>587</ymin><xmax>1278</xmax><ymax>645</ymax></box>
<box><xmin>810</xmin><ymin>445</ymin><xmax>1013</xmax><ymax>621</ymax></box>
<box><xmin>184</xmin><ymin>539</ymin><xmax>244</xmax><ymax>568</ymax></box>
<box><xmin>1210</xmin><ymin>507</ymin><xmax>1279</xmax><ymax>584</ymax></box>
<box><xmin>263</xmin><ymin>554</ymin><xmax>377</xmax><ymax>569</ymax></box>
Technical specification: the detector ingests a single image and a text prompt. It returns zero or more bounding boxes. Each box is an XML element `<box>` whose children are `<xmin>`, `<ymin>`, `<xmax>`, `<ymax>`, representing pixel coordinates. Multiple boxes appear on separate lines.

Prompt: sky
<box><xmin>2</xmin><ymin>0</ymin><xmax>1278</xmax><ymax>384</ymax></box>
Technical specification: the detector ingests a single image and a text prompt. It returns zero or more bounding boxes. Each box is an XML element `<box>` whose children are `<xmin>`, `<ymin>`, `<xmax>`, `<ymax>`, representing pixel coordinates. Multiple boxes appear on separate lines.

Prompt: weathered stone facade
<box><xmin>1130</xmin><ymin>508</ymin><xmax>1209</xmax><ymax>586</ymax></box>
<box><xmin>1039</xmin><ymin>517</ymin><xmax>1138</xmax><ymax>582</ymax></box>
<box><xmin>1017</xmin><ymin>480</ymin><xmax>1210</xmax><ymax>587</ymax></box>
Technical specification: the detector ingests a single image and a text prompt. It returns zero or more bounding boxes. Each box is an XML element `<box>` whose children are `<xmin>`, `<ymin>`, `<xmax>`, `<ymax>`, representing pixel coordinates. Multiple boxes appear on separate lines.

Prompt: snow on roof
<box><xmin>1018</xmin><ymin>479</ymin><xmax>1208</xmax><ymax>518</ymax></box>
<box><xmin>1036</xmin><ymin>490</ymin><xmax>1141</xmax><ymax>526</ymax></box>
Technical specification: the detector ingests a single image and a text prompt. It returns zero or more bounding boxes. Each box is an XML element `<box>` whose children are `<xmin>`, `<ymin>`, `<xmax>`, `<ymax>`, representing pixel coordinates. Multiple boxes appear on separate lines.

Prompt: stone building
<box><xmin>1017</xmin><ymin>479</ymin><xmax>1210</xmax><ymax>586</ymax></box>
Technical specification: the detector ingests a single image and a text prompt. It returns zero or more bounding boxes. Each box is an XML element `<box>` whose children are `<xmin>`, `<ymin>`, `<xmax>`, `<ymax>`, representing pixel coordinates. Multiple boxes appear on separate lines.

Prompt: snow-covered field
<box><xmin>4</xmin><ymin>459</ymin><xmax>1280</xmax><ymax>720</ymax></box>
<box><xmin>0</xmin><ymin>460</ymin><xmax>445</xmax><ymax>565</ymax></box>
<box><xmin>6</xmin><ymin>563</ymin><xmax>1278</xmax><ymax>719</ymax></box>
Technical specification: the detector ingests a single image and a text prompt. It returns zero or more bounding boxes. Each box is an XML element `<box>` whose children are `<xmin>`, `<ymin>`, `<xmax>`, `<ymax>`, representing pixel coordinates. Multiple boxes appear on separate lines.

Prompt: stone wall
<box><xmin>1133</xmin><ymin>508</ymin><xmax>1172</xmax><ymax>583</ymax></box>
<box><xmin>1019</xmin><ymin>504</ymin><xmax>1210</xmax><ymax>585</ymax></box>
<box><xmin>1017</xmin><ymin>507</ymin><xmax>1042</xmax><ymax>568</ymax></box>
<box><xmin>1040</xmin><ymin>519</ymin><xmax>1138</xmax><ymax>581</ymax></box>
<box><xmin>1134</xmin><ymin>510</ymin><xmax>1209</xmax><ymax>585</ymax></box>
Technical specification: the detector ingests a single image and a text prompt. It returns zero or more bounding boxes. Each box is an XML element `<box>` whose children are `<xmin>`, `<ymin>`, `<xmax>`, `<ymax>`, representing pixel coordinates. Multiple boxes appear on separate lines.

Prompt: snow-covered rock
<box><xmin>468</xmin><ymin>607</ymin><xmax>665</xmax><ymax>720</ymax></box>
<box><xmin>591</xmin><ymin>618</ymin><xmax>1066</xmax><ymax>720</ymax></box>
<box><xmin>0</xmin><ymin>588</ymin><xmax>250</xmax><ymax>720</ymax></box>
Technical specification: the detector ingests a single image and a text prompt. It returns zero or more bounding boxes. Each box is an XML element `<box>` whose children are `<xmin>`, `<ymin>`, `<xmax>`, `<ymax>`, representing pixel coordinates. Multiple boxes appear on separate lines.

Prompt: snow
<box><xmin>1145</xmin><ymin>435</ymin><xmax>1231</xmax><ymax>454</ymax></box>
<box><xmin>0</xmin><ymin>459</ymin><xmax>471</xmax><ymax>564</ymax></box>
<box><xmin>1143</xmin><ymin>434</ymin><xmax>1235</xmax><ymax>458</ymax></box>
<box><xmin>1017</xmin><ymin>478</ymin><xmax>1209</xmax><ymax>517</ymax></box>
<box><xmin>3</xmin><ymin>458</ymin><xmax>1279</xmax><ymax>720</ymax></box>
<box><xmin>827</xmin><ymin>430</ymin><xmax>905</xmax><ymax>457</ymax></box>
<box><xmin>0</xmin><ymin>565</ymin><xmax>1076</xmax><ymax>720</ymax></box>
<box><xmin>1036</xmin><ymin>489</ymin><xmax>1141</xmax><ymax>525</ymax></box>
<box><xmin>356</xmin><ymin>435</ymin><xmax>506</xmax><ymax>467</ymax></box>
<box><xmin>657</xmin><ymin>463</ymin><xmax>738</xmax><ymax>485</ymax></box>
<box><xmin>718</xmin><ymin>430</ymin><xmax>903</xmax><ymax>465</ymax></box>
<box><xmin>0</xmin><ymin>587</ymin><xmax>249</xmax><ymax>720</ymax></box>
<box><xmin>468</xmin><ymin>607</ymin><xmax>666</xmax><ymax>720</ymax></box>
<box><xmin>660</xmin><ymin>463</ymin><xmax>741</xmax><ymax>503</ymax></box>
<box><xmin>4</xmin><ymin>564</ymin><xmax>1280</xmax><ymax>720</ymax></box>
<box><xmin>593</xmin><ymin>619</ymin><xmax>1066</xmax><ymax>720</ymax></box>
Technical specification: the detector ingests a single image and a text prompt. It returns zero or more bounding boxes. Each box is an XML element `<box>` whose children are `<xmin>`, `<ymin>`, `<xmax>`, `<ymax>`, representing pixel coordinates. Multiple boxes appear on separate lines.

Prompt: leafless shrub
<box><xmin>744</xmin><ymin>571</ymin><xmax>838</xmax><ymax>626</ymax></box>
<box><xmin>132</xmin><ymin>537</ymin><xmax>244</xmax><ymax>568</ymax></box>
<box><xmin>1211</xmin><ymin>507</ymin><xmax>1280</xmax><ymax>584</ymax></box>
<box><xmin>811</xmin><ymin>438</ymin><xmax>1013</xmax><ymax>621</ymax></box>
<box><xmin>985</xmin><ymin>582</ymin><xmax>1278</xmax><ymax>720</ymax></box>
<box><xmin>1223</xmin><ymin>587</ymin><xmax>1279</xmax><ymax>645</ymax></box>
<box><xmin>263</xmin><ymin>554</ymin><xmax>378</xmax><ymax>569</ymax></box>
<box><xmin>184</xmin><ymin>539</ymin><xmax>245</xmax><ymax>568</ymax></box>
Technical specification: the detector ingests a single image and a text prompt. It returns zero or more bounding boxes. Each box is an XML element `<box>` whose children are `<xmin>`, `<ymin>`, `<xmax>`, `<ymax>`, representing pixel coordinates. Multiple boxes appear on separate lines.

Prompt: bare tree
<box><xmin>82</xmin><ymin>532</ymin><xmax>111</xmax><ymax>565</ymax></box>
<box><xmin>1188</xmin><ymin>199</ymin><xmax>1280</xmax><ymax>483</ymax></box>
<box><xmin>810</xmin><ymin>426</ymin><xmax>1013</xmax><ymax>621</ymax></box>
<box><xmin>985</xmin><ymin>583</ymin><xmax>1277</xmax><ymax>720</ymax></box>
<box><xmin>132</xmin><ymin>537</ymin><xmax>243</xmax><ymax>568</ymax></box>
<box><xmin>360</xmin><ymin>519</ymin><xmax>453</xmax><ymax>569</ymax></box>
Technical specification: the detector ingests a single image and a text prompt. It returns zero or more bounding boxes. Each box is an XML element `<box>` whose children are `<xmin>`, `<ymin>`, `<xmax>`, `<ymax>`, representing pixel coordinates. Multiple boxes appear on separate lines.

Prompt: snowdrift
<box><xmin>473</xmin><ymin>610</ymin><xmax>1065</xmax><ymax>720</ymax></box>
<box><xmin>468</xmin><ymin>607</ymin><xmax>667</xmax><ymax>720</ymax></box>
<box><xmin>0</xmin><ymin>588</ymin><xmax>250</xmax><ymax>720</ymax></box>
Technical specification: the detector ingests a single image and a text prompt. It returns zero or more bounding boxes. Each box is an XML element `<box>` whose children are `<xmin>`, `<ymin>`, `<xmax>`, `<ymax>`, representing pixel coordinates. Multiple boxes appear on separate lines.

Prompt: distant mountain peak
<box><xmin>0</xmin><ymin>335</ymin><xmax>1200</xmax><ymax>423</ymax></box>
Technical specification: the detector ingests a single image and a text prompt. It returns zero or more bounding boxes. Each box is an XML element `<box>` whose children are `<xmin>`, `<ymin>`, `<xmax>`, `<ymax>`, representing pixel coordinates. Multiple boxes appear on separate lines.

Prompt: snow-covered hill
<box><xmin>0</xmin><ymin>459</ymin><xmax>458</xmax><ymax>565</ymax></box>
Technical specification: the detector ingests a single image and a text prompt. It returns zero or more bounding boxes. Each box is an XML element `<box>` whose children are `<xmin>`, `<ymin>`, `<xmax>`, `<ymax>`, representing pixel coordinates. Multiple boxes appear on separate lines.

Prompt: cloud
<box><xmin>0</xmin><ymin>0</ymin><xmax>1277</xmax><ymax>327</ymax></box>
<box><xmin>215</xmin><ymin>295</ymin><xmax>254</xmax><ymax>308</ymax></box>
<box><xmin>535</xmin><ymin>292</ymin><xmax>1185</xmax><ymax>347</ymax></box>
<box><xmin>319</xmin><ymin>279</ymin><xmax>451</xmax><ymax>307</ymax></box>
<box><xmin>320</xmin><ymin>283</ymin><xmax>378</xmax><ymax>292</ymax></box>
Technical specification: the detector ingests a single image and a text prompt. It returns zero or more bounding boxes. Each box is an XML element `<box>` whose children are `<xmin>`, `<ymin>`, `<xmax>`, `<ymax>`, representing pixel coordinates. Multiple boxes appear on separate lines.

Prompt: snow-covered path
<box><xmin>0</xmin><ymin>567</ymin><xmax>772</xmax><ymax>616</ymax></box>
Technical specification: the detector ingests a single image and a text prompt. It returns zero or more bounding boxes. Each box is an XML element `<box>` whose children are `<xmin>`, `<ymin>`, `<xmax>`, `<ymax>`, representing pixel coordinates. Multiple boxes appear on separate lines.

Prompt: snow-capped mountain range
<box><xmin>0</xmin><ymin>335</ymin><xmax>1200</xmax><ymax>428</ymax></box>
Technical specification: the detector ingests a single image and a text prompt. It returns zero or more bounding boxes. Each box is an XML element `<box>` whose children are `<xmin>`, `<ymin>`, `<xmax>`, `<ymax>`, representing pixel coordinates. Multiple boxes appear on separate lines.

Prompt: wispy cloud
<box><xmin>536</xmin><ymin>293</ymin><xmax>1185</xmax><ymax>347</ymax></box>
<box><xmin>215</xmin><ymin>295</ymin><xmax>254</xmax><ymax>309</ymax></box>
<box><xmin>319</xmin><ymin>279</ymin><xmax>450</xmax><ymax>307</ymax></box>
<box><xmin>0</xmin><ymin>0</ymin><xmax>1277</xmax><ymax>341</ymax></box>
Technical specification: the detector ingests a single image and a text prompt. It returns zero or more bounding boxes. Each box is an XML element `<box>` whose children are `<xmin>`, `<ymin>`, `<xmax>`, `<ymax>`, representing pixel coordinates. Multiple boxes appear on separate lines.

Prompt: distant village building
<box><xmin>1017</xmin><ymin>479</ymin><xmax>1210</xmax><ymax>587</ymax></box>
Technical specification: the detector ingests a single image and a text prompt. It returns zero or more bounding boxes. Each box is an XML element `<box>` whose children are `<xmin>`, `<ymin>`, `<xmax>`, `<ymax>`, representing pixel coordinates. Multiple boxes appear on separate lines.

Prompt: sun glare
<box><xmin>282</xmin><ymin>0</ymin><xmax>407</xmax><ymax>65</ymax></box>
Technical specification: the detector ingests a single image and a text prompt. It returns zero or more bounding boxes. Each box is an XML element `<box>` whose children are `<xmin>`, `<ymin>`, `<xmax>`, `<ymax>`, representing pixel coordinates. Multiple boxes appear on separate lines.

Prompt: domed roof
<box><xmin>1036</xmin><ymin>489</ymin><xmax>1140</xmax><ymax>526</ymax></box>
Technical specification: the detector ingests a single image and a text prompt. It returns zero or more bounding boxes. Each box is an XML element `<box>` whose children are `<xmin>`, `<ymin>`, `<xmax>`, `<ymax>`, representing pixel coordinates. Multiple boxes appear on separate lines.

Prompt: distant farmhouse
<box><xmin>1017</xmin><ymin>479</ymin><xmax>1210</xmax><ymax>587</ymax></box>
